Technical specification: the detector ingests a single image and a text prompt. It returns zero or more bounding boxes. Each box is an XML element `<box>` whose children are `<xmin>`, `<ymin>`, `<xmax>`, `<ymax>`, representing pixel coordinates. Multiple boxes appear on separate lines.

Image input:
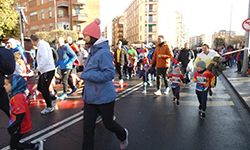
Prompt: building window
<box><xmin>24</xmin><ymin>2</ymin><xmax>27</xmax><ymax>12</ymax></box>
<box><xmin>140</xmin><ymin>16</ymin><xmax>142</xmax><ymax>22</ymax></box>
<box><xmin>77</xmin><ymin>24</ymin><xmax>81</xmax><ymax>32</ymax></box>
<box><xmin>149</xmin><ymin>5</ymin><xmax>153</xmax><ymax>12</ymax></box>
<box><xmin>140</xmin><ymin>26</ymin><xmax>142</xmax><ymax>31</ymax></box>
<box><xmin>26</xmin><ymin>29</ymin><xmax>29</xmax><ymax>36</ymax></box>
<box><xmin>49</xmin><ymin>7</ymin><xmax>52</xmax><ymax>18</ymax></box>
<box><xmin>49</xmin><ymin>0</ymin><xmax>52</xmax><ymax>2</ymax></box>
<box><xmin>75</xmin><ymin>5</ymin><xmax>80</xmax><ymax>15</ymax></box>
<box><xmin>50</xmin><ymin>23</ymin><xmax>53</xmax><ymax>31</ymax></box>
<box><xmin>42</xmin><ymin>24</ymin><xmax>45</xmax><ymax>31</ymax></box>
<box><xmin>41</xmin><ymin>9</ymin><xmax>44</xmax><ymax>20</ymax></box>
<box><xmin>58</xmin><ymin>8</ymin><xmax>64</xmax><ymax>17</ymax></box>
<box><xmin>30</xmin><ymin>11</ymin><xmax>37</xmax><ymax>16</ymax></box>
<box><xmin>149</xmin><ymin>26</ymin><xmax>153</xmax><ymax>32</ymax></box>
<box><xmin>149</xmin><ymin>15</ymin><xmax>153</xmax><ymax>22</ymax></box>
<box><xmin>17</xmin><ymin>4</ymin><xmax>21</xmax><ymax>8</ymax></box>
<box><xmin>41</xmin><ymin>0</ymin><xmax>44</xmax><ymax>4</ymax></box>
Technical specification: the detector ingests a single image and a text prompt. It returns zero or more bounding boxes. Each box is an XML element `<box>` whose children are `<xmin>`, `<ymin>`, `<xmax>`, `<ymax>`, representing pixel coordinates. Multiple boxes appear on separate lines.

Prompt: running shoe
<box><xmin>41</xmin><ymin>107</ymin><xmax>54</xmax><ymax>115</ymax></box>
<box><xmin>69</xmin><ymin>88</ymin><xmax>77</xmax><ymax>95</ymax></box>
<box><xmin>164</xmin><ymin>88</ymin><xmax>169</xmax><ymax>95</ymax></box>
<box><xmin>154</xmin><ymin>90</ymin><xmax>162</xmax><ymax>96</ymax></box>
<box><xmin>59</xmin><ymin>93</ymin><xmax>67</xmax><ymax>100</ymax></box>
<box><xmin>120</xmin><ymin>128</ymin><xmax>129</xmax><ymax>150</ymax></box>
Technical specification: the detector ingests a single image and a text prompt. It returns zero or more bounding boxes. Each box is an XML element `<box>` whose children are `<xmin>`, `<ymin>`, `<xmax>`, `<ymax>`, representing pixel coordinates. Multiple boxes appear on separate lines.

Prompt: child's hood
<box><xmin>9</xmin><ymin>74</ymin><xmax>27</xmax><ymax>99</ymax></box>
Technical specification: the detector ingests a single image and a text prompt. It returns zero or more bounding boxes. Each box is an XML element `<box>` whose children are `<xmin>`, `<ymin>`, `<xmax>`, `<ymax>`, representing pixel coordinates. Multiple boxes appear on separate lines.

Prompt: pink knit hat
<box><xmin>82</xmin><ymin>18</ymin><xmax>101</xmax><ymax>39</ymax></box>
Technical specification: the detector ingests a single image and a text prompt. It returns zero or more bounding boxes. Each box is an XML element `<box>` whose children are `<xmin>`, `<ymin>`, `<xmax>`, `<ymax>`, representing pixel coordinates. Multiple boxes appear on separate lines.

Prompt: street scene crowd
<box><xmin>0</xmin><ymin>18</ymin><xmax>249</xmax><ymax>150</ymax></box>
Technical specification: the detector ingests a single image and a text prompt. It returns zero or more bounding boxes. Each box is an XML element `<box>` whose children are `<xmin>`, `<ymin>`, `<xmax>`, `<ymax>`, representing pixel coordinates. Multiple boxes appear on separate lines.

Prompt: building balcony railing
<box><xmin>58</xmin><ymin>14</ymin><xmax>69</xmax><ymax>18</ymax></box>
<box><xmin>71</xmin><ymin>0</ymin><xmax>86</xmax><ymax>5</ymax></box>
<box><xmin>145</xmin><ymin>0</ymin><xmax>158</xmax><ymax>2</ymax></box>
<box><xmin>145</xmin><ymin>10</ymin><xmax>157</xmax><ymax>13</ymax></box>
<box><xmin>145</xmin><ymin>20</ymin><xmax>157</xmax><ymax>23</ymax></box>
<box><xmin>72</xmin><ymin>13</ymin><xmax>87</xmax><ymax>22</ymax></box>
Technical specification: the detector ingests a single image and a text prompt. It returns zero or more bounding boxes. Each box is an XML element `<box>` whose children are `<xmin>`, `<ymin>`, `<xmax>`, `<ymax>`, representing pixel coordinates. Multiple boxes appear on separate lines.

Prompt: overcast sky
<box><xmin>100</xmin><ymin>0</ymin><xmax>249</xmax><ymax>37</ymax></box>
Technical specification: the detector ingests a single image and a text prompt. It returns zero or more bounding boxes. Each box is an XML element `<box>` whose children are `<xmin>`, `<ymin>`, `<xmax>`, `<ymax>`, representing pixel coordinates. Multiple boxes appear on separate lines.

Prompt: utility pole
<box><xmin>228</xmin><ymin>0</ymin><xmax>233</xmax><ymax>45</ymax></box>
<box><xmin>242</xmin><ymin>0</ymin><xmax>250</xmax><ymax>76</ymax></box>
<box><xmin>146</xmin><ymin>0</ymin><xmax>149</xmax><ymax>44</ymax></box>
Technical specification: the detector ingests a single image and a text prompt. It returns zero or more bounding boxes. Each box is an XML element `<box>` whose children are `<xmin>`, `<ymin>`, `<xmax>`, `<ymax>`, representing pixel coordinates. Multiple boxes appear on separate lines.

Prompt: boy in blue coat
<box><xmin>55</xmin><ymin>37</ymin><xmax>77</xmax><ymax>100</ymax></box>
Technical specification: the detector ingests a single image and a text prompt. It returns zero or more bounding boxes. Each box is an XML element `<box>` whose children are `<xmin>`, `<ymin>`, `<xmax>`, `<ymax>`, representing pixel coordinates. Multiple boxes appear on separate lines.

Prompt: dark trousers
<box><xmin>181</xmin><ymin>67</ymin><xmax>191</xmax><ymax>84</ymax></box>
<box><xmin>0</xmin><ymin>88</ymin><xmax>10</xmax><ymax>117</ymax></box>
<box><xmin>128</xmin><ymin>66</ymin><xmax>133</xmax><ymax>78</ymax></box>
<box><xmin>82</xmin><ymin>101</ymin><xmax>126</xmax><ymax>150</ymax></box>
<box><xmin>237</xmin><ymin>60</ymin><xmax>242</xmax><ymax>72</ymax></box>
<box><xmin>156</xmin><ymin>67</ymin><xmax>169</xmax><ymax>90</ymax></box>
<box><xmin>115</xmin><ymin>63</ymin><xmax>124</xmax><ymax>80</ymax></box>
<box><xmin>196</xmin><ymin>90</ymin><xmax>208</xmax><ymax>112</ymax></box>
<box><xmin>61</xmin><ymin>69</ymin><xmax>75</xmax><ymax>93</ymax></box>
<box><xmin>38</xmin><ymin>70</ymin><xmax>55</xmax><ymax>107</ymax></box>
<box><xmin>10</xmin><ymin>133</ymin><xmax>35</xmax><ymax>150</ymax></box>
<box><xmin>172</xmin><ymin>86</ymin><xmax>180</xmax><ymax>100</ymax></box>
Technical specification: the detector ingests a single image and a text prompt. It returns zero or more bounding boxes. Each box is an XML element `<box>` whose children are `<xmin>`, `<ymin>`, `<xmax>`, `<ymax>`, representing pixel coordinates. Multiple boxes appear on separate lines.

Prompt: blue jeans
<box><xmin>196</xmin><ymin>90</ymin><xmax>208</xmax><ymax>111</ymax></box>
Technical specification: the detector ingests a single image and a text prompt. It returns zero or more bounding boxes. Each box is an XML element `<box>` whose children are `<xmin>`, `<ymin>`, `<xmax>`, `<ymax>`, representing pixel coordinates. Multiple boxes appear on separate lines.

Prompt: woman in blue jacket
<box><xmin>81</xmin><ymin>18</ymin><xmax>128</xmax><ymax>150</ymax></box>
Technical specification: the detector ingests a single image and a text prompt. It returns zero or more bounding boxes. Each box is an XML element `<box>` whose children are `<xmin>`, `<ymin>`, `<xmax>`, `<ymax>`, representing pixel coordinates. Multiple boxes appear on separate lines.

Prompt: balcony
<box><xmin>57</xmin><ymin>14</ymin><xmax>70</xmax><ymax>22</ymax></box>
<box><xmin>71</xmin><ymin>0</ymin><xmax>86</xmax><ymax>5</ymax></box>
<box><xmin>72</xmin><ymin>13</ymin><xmax>87</xmax><ymax>22</ymax></box>
<box><xmin>56</xmin><ymin>0</ymin><xmax>69</xmax><ymax>7</ymax></box>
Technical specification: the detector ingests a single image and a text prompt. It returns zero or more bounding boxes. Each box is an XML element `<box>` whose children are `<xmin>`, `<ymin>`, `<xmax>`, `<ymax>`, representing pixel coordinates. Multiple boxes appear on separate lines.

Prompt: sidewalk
<box><xmin>222</xmin><ymin>65</ymin><xmax>250</xmax><ymax>112</ymax></box>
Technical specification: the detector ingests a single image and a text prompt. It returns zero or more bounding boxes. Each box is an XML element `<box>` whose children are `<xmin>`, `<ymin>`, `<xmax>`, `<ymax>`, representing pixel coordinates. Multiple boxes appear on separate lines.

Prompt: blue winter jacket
<box><xmin>10</xmin><ymin>45</ymin><xmax>27</xmax><ymax>64</ymax></box>
<box><xmin>55</xmin><ymin>44</ymin><xmax>77</xmax><ymax>70</ymax></box>
<box><xmin>81</xmin><ymin>37</ymin><xmax>116</xmax><ymax>104</ymax></box>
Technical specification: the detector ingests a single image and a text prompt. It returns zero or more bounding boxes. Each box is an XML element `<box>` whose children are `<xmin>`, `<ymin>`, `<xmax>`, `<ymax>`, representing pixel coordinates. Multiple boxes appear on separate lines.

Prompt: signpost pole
<box><xmin>242</xmin><ymin>0</ymin><xmax>250</xmax><ymax>76</ymax></box>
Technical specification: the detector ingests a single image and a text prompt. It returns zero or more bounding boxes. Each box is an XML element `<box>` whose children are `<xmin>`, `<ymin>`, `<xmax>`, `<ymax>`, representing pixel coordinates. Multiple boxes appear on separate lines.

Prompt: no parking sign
<box><xmin>242</xmin><ymin>18</ymin><xmax>250</xmax><ymax>31</ymax></box>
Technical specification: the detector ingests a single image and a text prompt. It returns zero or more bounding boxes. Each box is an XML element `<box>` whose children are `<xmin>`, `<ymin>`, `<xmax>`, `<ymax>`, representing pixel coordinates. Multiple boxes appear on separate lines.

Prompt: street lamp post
<box><xmin>17</xmin><ymin>7</ymin><xmax>27</xmax><ymax>48</ymax></box>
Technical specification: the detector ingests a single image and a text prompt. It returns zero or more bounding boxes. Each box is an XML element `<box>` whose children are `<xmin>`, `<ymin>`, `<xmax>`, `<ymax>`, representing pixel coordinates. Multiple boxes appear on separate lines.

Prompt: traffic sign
<box><xmin>242</xmin><ymin>18</ymin><xmax>250</xmax><ymax>31</ymax></box>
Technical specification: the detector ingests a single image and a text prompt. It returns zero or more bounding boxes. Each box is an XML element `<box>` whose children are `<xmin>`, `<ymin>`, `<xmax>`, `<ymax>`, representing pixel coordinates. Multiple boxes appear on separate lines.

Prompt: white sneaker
<box><xmin>34</xmin><ymin>140</ymin><xmax>44</xmax><ymax>150</ymax></box>
<box><xmin>142</xmin><ymin>90</ymin><xmax>146</xmax><ymax>94</ymax></box>
<box><xmin>41</xmin><ymin>107</ymin><xmax>54</xmax><ymax>115</ymax></box>
<box><xmin>119</xmin><ymin>79</ymin><xmax>123</xmax><ymax>84</ymax></box>
<box><xmin>154</xmin><ymin>90</ymin><xmax>162</xmax><ymax>96</ymax></box>
<box><xmin>120</xmin><ymin>128</ymin><xmax>128</xmax><ymax>150</ymax></box>
<box><xmin>164</xmin><ymin>88</ymin><xmax>170</xmax><ymax>95</ymax></box>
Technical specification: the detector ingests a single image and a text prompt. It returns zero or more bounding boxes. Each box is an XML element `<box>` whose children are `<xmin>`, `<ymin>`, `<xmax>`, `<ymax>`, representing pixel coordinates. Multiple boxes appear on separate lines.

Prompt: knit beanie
<box><xmin>196</xmin><ymin>60</ymin><xmax>206</xmax><ymax>68</ymax></box>
<box><xmin>82</xmin><ymin>18</ymin><xmax>101</xmax><ymax>39</ymax></box>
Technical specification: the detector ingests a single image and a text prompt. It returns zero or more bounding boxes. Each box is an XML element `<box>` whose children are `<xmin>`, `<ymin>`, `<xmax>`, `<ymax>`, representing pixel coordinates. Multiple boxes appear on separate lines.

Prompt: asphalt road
<box><xmin>1</xmin><ymin>74</ymin><xmax>250</xmax><ymax>150</ymax></box>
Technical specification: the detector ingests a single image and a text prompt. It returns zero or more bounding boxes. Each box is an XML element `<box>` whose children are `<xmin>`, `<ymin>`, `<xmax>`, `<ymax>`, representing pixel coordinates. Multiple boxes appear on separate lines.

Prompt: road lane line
<box><xmin>1</xmin><ymin>111</ymin><xmax>83</xmax><ymax>150</ymax></box>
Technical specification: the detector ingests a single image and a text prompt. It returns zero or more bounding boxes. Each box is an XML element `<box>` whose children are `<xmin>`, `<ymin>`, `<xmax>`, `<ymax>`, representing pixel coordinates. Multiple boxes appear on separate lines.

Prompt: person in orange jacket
<box><xmin>150</xmin><ymin>35</ymin><xmax>173</xmax><ymax>96</ymax></box>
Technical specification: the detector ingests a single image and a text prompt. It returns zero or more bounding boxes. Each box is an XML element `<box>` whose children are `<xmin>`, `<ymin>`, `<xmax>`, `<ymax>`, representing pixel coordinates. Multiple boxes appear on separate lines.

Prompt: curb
<box><xmin>222</xmin><ymin>72</ymin><xmax>250</xmax><ymax>113</ymax></box>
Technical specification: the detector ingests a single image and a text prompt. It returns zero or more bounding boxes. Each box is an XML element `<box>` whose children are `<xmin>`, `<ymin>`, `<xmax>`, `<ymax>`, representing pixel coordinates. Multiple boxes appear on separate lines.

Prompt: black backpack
<box><xmin>0</xmin><ymin>46</ymin><xmax>15</xmax><ymax>75</ymax></box>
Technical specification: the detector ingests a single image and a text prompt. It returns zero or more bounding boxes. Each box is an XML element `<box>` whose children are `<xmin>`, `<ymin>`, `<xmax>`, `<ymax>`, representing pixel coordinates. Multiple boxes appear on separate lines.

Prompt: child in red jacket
<box><xmin>4</xmin><ymin>74</ymin><xmax>43</xmax><ymax>150</ymax></box>
<box><xmin>193</xmin><ymin>60</ymin><xmax>215</xmax><ymax>119</ymax></box>
<box><xmin>168</xmin><ymin>65</ymin><xmax>184</xmax><ymax>105</ymax></box>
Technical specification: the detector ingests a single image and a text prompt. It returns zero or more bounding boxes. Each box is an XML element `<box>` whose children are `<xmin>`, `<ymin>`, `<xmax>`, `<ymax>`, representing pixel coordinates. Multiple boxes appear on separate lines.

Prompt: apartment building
<box><xmin>112</xmin><ymin>15</ymin><xmax>124</xmax><ymax>46</ymax></box>
<box><xmin>123</xmin><ymin>0</ymin><xmax>175</xmax><ymax>46</ymax></box>
<box><xmin>102</xmin><ymin>23</ymin><xmax>112</xmax><ymax>46</ymax></box>
<box><xmin>212</xmin><ymin>30</ymin><xmax>236</xmax><ymax>46</ymax></box>
<box><xmin>189</xmin><ymin>34</ymin><xmax>211</xmax><ymax>49</ymax></box>
<box><xmin>16</xmin><ymin>0</ymin><xmax>99</xmax><ymax>39</ymax></box>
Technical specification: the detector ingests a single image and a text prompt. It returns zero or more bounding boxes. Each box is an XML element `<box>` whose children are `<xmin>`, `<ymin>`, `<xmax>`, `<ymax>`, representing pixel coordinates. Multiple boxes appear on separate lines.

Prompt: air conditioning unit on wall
<box><xmin>80</xmin><ymin>5</ymin><xmax>85</xmax><ymax>9</ymax></box>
